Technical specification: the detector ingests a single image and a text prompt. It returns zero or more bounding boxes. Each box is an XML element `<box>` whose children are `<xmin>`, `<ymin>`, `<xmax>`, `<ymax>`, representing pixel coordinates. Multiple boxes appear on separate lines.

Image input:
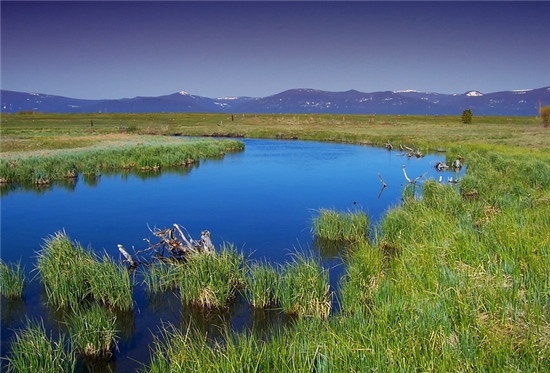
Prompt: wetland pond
<box><xmin>1</xmin><ymin>139</ymin><xmax>463</xmax><ymax>372</ymax></box>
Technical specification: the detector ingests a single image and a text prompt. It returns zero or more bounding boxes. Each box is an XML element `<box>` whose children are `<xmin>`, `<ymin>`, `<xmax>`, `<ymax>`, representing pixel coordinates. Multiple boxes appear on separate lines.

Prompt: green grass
<box><xmin>276</xmin><ymin>254</ymin><xmax>332</xmax><ymax>319</ymax></box>
<box><xmin>4</xmin><ymin>319</ymin><xmax>77</xmax><ymax>373</ymax></box>
<box><xmin>142</xmin><ymin>261</ymin><xmax>186</xmax><ymax>294</ymax></box>
<box><xmin>179</xmin><ymin>244</ymin><xmax>245</xmax><ymax>310</ymax></box>
<box><xmin>0</xmin><ymin>260</ymin><xmax>26</xmax><ymax>299</ymax></box>
<box><xmin>36</xmin><ymin>231</ymin><xmax>133</xmax><ymax>311</ymax></box>
<box><xmin>313</xmin><ymin>209</ymin><xmax>369</xmax><ymax>243</ymax></box>
<box><xmin>67</xmin><ymin>304</ymin><xmax>119</xmax><ymax>360</ymax></box>
<box><xmin>0</xmin><ymin>137</ymin><xmax>244</xmax><ymax>184</ymax></box>
<box><xmin>3</xmin><ymin>112</ymin><xmax>550</xmax><ymax>370</ymax></box>
<box><xmin>245</xmin><ymin>260</ymin><xmax>280</xmax><ymax>309</ymax></box>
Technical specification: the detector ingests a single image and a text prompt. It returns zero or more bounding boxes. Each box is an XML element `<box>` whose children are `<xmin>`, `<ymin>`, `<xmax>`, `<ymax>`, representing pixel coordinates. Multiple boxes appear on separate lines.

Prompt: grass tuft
<box><xmin>0</xmin><ymin>260</ymin><xmax>26</xmax><ymax>299</ymax></box>
<box><xmin>313</xmin><ymin>209</ymin><xmax>369</xmax><ymax>243</ymax></box>
<box><xmin>245</xmin><ymin>260</ymin><xmax>280</xmax><ymax>309</ymax></box>
<box><xmin>276</xmin><ymin>253</ymin><xmax>332</xmax><ymax>319</ymax></box>
<box><xmin>36</xmin><ymin>231</ymin><xmax>133</xmax><ymax>311</ymax></box>
<box><xmin>179</xmin><ymin>244</ymin><xmax>245</xmax><ymax>310</ymax></box>
<box><xmin>67</xmin><ymin>304</ymin><xmax>119</xmax><ymax>360</ymax></box>
<box><xmin>5</xmin><ymin>319</ymin><xmax>76</xmax><ymax>373</ymax></box>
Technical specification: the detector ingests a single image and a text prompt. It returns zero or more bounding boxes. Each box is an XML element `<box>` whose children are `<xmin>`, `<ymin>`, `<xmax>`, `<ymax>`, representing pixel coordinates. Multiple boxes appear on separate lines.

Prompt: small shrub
<box><xmin>540</xmin><ymin>105</ymin><xmax>550</xmax><ymax>127</ymax></box>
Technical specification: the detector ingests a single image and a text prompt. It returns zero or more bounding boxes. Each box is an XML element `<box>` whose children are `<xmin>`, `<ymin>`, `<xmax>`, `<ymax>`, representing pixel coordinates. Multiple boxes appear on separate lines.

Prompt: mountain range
<box><xmin>2</xmin><ymin>86</ymin><xmax>549</xmax><ymax>116</ymax></box>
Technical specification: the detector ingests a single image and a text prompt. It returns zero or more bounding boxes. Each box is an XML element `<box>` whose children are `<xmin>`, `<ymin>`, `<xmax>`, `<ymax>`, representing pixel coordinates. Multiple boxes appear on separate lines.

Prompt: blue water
<box><xmin>0</xmin><ymin>139</ymin><xmax>463</xmax><ymax>371</ymax></box>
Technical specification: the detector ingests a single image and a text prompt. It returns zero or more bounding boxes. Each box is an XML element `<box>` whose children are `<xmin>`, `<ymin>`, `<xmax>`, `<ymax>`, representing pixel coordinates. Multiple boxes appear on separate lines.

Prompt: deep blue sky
<box><xmin>1</xmin><ymin>1</ymin><xmax>549</xmax><ymax>99</ymax></box>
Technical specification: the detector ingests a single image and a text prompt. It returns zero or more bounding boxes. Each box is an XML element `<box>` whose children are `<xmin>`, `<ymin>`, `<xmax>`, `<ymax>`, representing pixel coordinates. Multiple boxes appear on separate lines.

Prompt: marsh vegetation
<box><xmin>1</xmin><ymin>112</ymin><xmax>549</xmax><ymax>371</ymax></box>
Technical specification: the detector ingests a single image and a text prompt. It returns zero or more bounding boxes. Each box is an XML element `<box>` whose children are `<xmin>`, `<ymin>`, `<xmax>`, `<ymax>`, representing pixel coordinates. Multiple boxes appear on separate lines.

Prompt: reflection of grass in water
<box><xmin>0</xmin><ymin>259</ymin><xmax>25</xmax><ymax>299</ymax></box>
<box><xmin>5</xmin><ymin>318</ymin><xmax>76</xmax><ymax>373</ymax></box>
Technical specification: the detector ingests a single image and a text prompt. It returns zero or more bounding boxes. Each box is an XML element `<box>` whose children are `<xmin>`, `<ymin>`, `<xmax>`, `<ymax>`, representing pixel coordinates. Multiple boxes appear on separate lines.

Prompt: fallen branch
<box><xmin>118</xmin><ymin>224</ymin><xmax>216</xmax><ymax>271</ymax></box>
<box><xmin>435</xmin><ymin>161</ymin><xmax>449</xmax><ymax>171</ymax></box>
<box><xmin>378</xmin><ymin>172</ymin><xmax>387</xmax><ymax>188</ymax></box>
<box><xmin>402</xmin><ymin>165</ymin><xmax>427</xmax><ymax>184</ymax></box>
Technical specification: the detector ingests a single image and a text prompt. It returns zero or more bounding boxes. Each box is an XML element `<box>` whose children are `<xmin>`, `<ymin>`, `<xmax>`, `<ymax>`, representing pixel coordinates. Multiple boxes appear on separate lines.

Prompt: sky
<box><xmin>1</xmin><ymin>1</ymin><xmax>549</xmax><ymax>100</ymax></box>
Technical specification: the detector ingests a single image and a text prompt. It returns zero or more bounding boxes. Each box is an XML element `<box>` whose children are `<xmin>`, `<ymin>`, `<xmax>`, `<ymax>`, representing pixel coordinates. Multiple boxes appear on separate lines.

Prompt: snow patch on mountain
<box><xmin>393</xmin><ymin>89</ymin><xmax>419</xmax><ymax>93</ymax></box>
<box><xmin>466</xmin><ymin>91</ymin><xmax>483</xmax><ymax>97</ymax></box>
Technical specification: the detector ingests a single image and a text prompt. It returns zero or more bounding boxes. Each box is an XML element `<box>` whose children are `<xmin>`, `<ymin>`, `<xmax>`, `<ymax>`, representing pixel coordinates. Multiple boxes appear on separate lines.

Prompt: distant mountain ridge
<box><xmin>2</xmin><ymin>86</ymin><xmax>549</xmax><ymax>116</ymax></box>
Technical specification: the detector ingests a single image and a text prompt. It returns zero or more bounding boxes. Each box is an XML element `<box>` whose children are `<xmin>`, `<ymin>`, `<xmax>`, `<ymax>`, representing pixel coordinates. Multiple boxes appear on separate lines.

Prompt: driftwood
<box><xmin>402</xmin><ymin>165</ymin><xmax>427</xmax><ymax>184</ymax></box>
<box><xmin>377</xmin><ymin>172</ymin><xmax>387</xmax><ymax>188</ymax></box>
<box><xmin>435</xmin><ymin>161</ymin><xmax>449</xmax><ymax>171</ymax></box>
<box><xmin>118</xmin><ymin>224</ymin><xmax>215</xmax><ymax>271</ymax></box>
<box><xmin>399</xmin><ymin>144</ymin><xmax>423</xmax><ymax>158</ymax></box>
<box><xmin>451</xmin><ymin>157</ymin><xmax>463</xmax><ymax>170</ymax></box>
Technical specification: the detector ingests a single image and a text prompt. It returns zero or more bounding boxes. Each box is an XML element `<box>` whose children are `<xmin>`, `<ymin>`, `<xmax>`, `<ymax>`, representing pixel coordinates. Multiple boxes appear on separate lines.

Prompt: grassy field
<box><xmin>1</xmin><ymin>112</ymin><xmax>548</xmax><ymax>154</ymax></box>
<box><xmin>2</xmin><ymin>112</ymin><xmax>550</xmax><ymax>371</ymax></box>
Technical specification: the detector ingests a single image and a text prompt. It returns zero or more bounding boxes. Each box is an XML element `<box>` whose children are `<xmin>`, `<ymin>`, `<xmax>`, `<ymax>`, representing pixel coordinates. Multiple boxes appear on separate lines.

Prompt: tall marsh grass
<box><xmin>4</xmin><ymin>319</ymin><xmax>76</xmax><ymax>373</ymax></box>
<box><xmin>313</xmin><ymin>209</ymin><xmax>369</xmax><ymax>243</ymax></box>
<box><xmin>36</xmin><ymin>231</ymin><xmax>133</xmax><ymax>311</ymax></box>
<box><xmin>0</xmin><ymin>260</ymin><xmax>25</xmax><ymax>299</ymax></box>
<box><xmin>245</xmin><ymin>260</ymin><xmax>279</xmax><ymax>309</ymax></box>
<box><xmin>0</xmin><ymin>138</ymin><xmax>244</xmax><ymax>184</ymax></box>
<box><xmin>67</xmin><ymin>304</ymin><xmax>119</xmax><ymax>360</ymax></box>
<box><xmin>179</xmin><ymin>244</ymin><xmax>245</xmax><ymax>310</ymax></box>
<box><xmin>276</xmin><ymin>254</ymin><xmax>331</xmax><ymax>319</ymax></box>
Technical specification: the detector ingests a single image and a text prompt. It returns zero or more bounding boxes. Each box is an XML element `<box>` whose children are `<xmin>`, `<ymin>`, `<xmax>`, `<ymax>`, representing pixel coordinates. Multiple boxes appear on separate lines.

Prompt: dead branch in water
<box><xmin>402</xmin><ymin>165</ymin><xmax>427</xmax><ymax>184</ymax></box>
<box><xmin>118</xmin><ymin>224</ymin><xmax>215</xmax><ymax>271</ymax></box>
<box><xmin>399</xmin><ymin>144</ymin><xmax>423</xmax><ymax>158</ymax></box>
<box><xmin>378</xmin><ymin>172</ymin><xmax>387</xmax><ymax>188</ymax></box>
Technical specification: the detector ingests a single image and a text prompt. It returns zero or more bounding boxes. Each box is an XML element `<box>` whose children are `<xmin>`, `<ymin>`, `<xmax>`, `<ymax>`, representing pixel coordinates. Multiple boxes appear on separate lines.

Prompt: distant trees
<box><xmin>462</xmin><ymin>109</ymin><xmax>472</xmax><ymax>124</ymax></box>
<box><xmin>540</xmin><ymin>106</ymin><xmax>550</xmax><ymax>127</ymax></box>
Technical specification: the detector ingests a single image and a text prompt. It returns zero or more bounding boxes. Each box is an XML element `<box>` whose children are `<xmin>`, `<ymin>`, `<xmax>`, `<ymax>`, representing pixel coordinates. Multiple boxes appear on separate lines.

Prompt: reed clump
<box><xmin>179</xmin><ymin>244</ymin><xmax>245</xmax><ymax>310</ymax></box>
<box><xmin>245</xmin><ymin>260</ymin><xmax>280</xmax><ymax>309</ymax></box>
<box><xmin>276</xmin><ymin>254</ymin><xmax>332</xmax><ymax>319</ymax></box>
<box><xmin>5</xmin><ymin>319</ymin><xmax>76</xmax><ymax>373</ymax></box>
<box><xmin>142</xmin><ymin>261</ymin><xmax>186</xmax><ymax>294</ymax></box>
<box><xmin>0</xmin><ymin>138</ymin><xmax>244</xmax><ymax>184</ymax></box>
<box><xmin>67</xmin><ymin>304</ymin><xmax>119</xmax><ymax>360</ymax></box>
<box><xmin>338</xmin><ymin>242</ymin><xmax>385</xmax><ymax>316</ymax></box>
<box><xmin>313</xmin><ymin>209</ymin><xmax>369</xmax><ymax>243</ymax></box>
<box><xmin>36</xmin><ymin>231</ymin><xmax>133</xmax><ymax>311</ymax></box>
<box><xmin>0</xmin><ymin>259</ymin><xmax>26</xmax><ymax>299</ymax></box>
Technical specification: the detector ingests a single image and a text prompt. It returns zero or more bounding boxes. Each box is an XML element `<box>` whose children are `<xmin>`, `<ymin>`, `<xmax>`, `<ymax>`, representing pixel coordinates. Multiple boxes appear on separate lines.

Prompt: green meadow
<box><xmin>2</xmin><ymin>112</ymin><xmax>550</xmax><ymax>371</ymax></box>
